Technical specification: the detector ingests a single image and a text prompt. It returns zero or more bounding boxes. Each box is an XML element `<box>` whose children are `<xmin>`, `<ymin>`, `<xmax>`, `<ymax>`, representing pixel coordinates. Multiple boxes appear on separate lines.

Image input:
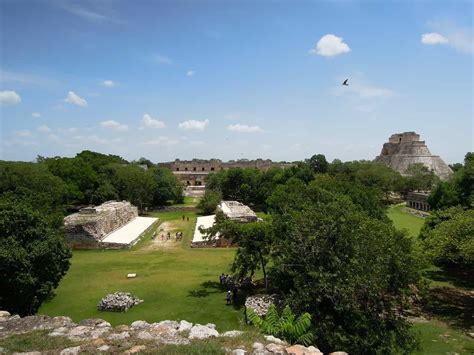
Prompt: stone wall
<box><xmin>64</xmin><ymin>201</ymin><xmax>138</xmax><ymax>248</ymax></box>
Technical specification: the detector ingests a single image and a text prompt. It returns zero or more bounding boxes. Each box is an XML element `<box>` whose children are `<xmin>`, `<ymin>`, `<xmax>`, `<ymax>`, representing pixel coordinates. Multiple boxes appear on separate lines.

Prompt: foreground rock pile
<box><xmin>0</xmin><ymin>311</ymin><xmax>348</xmax><ymax>354</ymax></box>
<box><xmin>245</xmin><ymin>294</ymin><xmax>280</xmax><ymax>316</ymax></box>
<box><xmin>97</xmin><ymin>292</ymin><xmax>143</xmax><ymax>312</ymax></box>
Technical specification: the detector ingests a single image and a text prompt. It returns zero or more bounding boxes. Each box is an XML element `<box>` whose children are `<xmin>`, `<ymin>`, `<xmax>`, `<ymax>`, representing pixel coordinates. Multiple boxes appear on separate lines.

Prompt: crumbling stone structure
<box><xmin>158</xmin><ymin>158</ymin><xmax>293</xmax><ymax>186</ymax></box>
<box><xmin>375</xmin><ymin>132</ymin><xmax>453</xmax><ymax>180</ymax></box>
<box><xmin>218</xmin><ymin>201</ymin><xmax>259</xmax><ymax>223</ymax></box>
<box><xmin>406</xmin><ymin>191</ymin><xmax>431</xmax><ymax>212</ymax></box>
<box><xmin>64</xmin><ymin>201</ymin><xmax>138</xmax><ymax>249</ymax></box>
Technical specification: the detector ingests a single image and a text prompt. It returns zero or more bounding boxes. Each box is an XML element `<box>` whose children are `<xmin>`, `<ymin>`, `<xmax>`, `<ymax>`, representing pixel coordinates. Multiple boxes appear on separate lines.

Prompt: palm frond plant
<box><xmin>247</xmin><ymin>304</ymin><xmax>314</xmax><ymax>346</ymax></box>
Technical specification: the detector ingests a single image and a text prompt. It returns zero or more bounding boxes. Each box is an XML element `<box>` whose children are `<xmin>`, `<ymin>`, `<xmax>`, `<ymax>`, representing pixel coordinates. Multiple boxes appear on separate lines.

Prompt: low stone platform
<box><xmin>101</xmin><ymin>216</ymin><xmax>158</xmax><ymax>248</ymax></box>
<box><xmin>192</xmin><ymin>215</ymin><xmax>216</xmax><ymax>247</ymax></box>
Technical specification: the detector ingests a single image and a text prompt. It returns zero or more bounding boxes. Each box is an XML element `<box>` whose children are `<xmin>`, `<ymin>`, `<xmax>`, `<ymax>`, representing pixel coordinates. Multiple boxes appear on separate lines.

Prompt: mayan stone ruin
<box><xmin>375</xmin><ymin>132</ymin><xmax>453</xmax><ymax>180</ymax></box>
<box><xmin>218</xmin><ymin>201</ymin><xmax>259</xmax><ymax>223</ymax></box>
<box><xmin>158</xmin><ymin>158</ymin><xmax>294</xmax><ymax>186</ymax></box>
<box><xmin>64</xmin><ymin>201</ymin><xmax>138</xmax><ymax>249</ymax></box>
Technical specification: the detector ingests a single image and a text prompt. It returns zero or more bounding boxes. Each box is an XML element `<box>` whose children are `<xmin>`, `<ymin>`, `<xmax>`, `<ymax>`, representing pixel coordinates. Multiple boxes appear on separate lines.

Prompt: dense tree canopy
<box><xmin>269</xmin><ymin>193</ymin><xmax>420</xmax><ymax>353</ymax></box>
<box><xmin>429</xmin><ymin>152</ymin><xmax>474</xmax><ymax>210</ymax></box>
<box><xmin>0</xmin><ymin>198</ymin><xmax>72</xmax><ymax>316</ymax></box>
<box><xmin>420</xmin><ymin>207</ymin><xmax>474</xmax><ymax>268</ymax></box>
<box><xmin>207</xmin><ymin>170</ymin><xmax>421</xmax><ymax>353</ymax></box>
<box><xmin>0</xmin><ymin>161</ymin><xmax>68</xmax><ymax>219</ymax></box>
<box><xmin>307</xmin><ymin>154</ymin><xmax>328</xmax><ymax>174</ymax></box>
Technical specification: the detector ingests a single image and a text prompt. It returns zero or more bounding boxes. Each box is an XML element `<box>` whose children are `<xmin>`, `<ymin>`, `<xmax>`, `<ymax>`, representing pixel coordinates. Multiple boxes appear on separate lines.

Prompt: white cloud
<box><xmin>310</xmin><ymin>34</ymin><xmax>351</xmax><ymax>57</ymax></box>
<box><xmin>178</xmin><ymin>119</ymin><xmax>209</xmax><ymax>131</ymax></box>
<box><xmin>186</xmin><ymin>70</ymin><xmax>195</xmax><ymax>77</ymax></box>
<box><xmin>32</xmin><ymin>112</ymin><xmax>41</xmax><ymax>118</ymax></box>
<box><xmin>0</xmin><ymin>90</ymin><xmax>21</xmax><ymax>105</ymax></box>
<box><xmin>421</xmin><ymin>32</ymin><xmax>449</xmax><ymax>45</ymax></box>
<box><xmin>58</xmin><ymin>3</ymin><xmax>124</xmax><ymax>24</ymax></box>
<box><xmin>151</xmin><ymin>54</ymin><xmax>173</xmax><ymax>65</ymax></box>
<box><xmin>140</xmin><ymin>113</ymin><xmax>165</xmax><ymax>129</ymax></box>
<box><xmin>143</xmin><ymin>136</ymin><xmax>180</xmax><ymax>146</ymax></box>
<box><xmin>89</xmin><ymin>135</ymin><xmax>122</xmax><ymax>144</ymax></box>
<box><xmin>101</xmin><ymin>80</ymin><xmax>115</xmax><ymax>87</ymax></box>
<box><xmin>57</xmin><ymin>127</ymin><xmax>78</xmax><ymax>134</ymax></box>
<box><xmin>64</xmin><ymin>91</ymin><xmax>87</xmax><ymax>107</ymax></box>
<box><xmin>0</xmin><ymin>70</ymin><xmax>57</xmax><ymax>86</ymax></box>
<box><xmin>100</xmin><ymin>120</ymin><xmax>128</xmax><ymax>131</ymax></box>
<box><xmin>37</xmin><ymin>125</ymin><xmax>51</xmax><ymax>133</ymax></box>
<box><xmin>425</xmin><ymin>21</ymin><xmax>473</xmax><ymax>54</ymax></box>
<box><xmin>15</xmin><ymin>129</ymin><xmax>32</xmax><ymax>137</ymax></box>
<box><xmin>227</xmin><ymin>124</ymin><xmax>263</xmax><ymax>133</ymax></box>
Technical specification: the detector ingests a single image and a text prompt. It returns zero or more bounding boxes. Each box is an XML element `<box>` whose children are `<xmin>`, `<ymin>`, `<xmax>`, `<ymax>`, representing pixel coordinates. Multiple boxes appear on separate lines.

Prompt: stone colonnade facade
<box><xmin>406</xmin><ymin>192</ymin><xmax>431</xmax><ymax>212</ymax></box>
<box><xmin>158</xmin><ymin>158</ymin><xmax>294</xmax><ymax>186</ymax></box>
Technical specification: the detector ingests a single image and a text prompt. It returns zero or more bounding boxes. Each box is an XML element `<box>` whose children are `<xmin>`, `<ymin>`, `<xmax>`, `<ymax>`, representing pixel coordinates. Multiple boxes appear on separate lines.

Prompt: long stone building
<box><xmin>375</xmin><ymin>132</ymin><xmax>453</xmax><ymax>180</ymax></box>
<box><xmin>158</xmin><ymin>158</ymin><xmax>293</xmax><ymax>186</ymax></box>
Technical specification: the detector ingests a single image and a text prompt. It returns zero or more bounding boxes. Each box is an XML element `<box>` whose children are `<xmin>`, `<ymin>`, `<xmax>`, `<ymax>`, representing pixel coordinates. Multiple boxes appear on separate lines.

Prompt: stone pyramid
<box><xmin>375</xmin><ymin>132</ymin><xmax>453</xmax><ymax>180</ymax></box>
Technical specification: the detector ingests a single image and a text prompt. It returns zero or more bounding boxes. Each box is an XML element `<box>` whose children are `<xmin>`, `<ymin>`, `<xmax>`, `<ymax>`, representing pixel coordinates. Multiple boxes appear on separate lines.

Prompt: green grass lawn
<box><xmin>387</xmin><ymin>203</ymin><xmax>425</xmax><ymax>238</ymax></box>
<box><xmin>39</xmin><ymin>211</ymin><xmax>245</xmax><ymax>330</ymax></box>
<box><xmin>413</xmin><ymin>321</ymin><xmax>474</xmax><ymax>355</ymax></box>
<box><xmin>170</xmin><ymin>196</ymin><xmax>201</xmax><ymax>207</ymax></box>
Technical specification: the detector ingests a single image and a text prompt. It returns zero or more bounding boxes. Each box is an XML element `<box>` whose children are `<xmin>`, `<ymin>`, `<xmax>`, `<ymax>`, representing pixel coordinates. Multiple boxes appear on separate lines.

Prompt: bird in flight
<box><xmin>342</xmin><ymin>79</ymin><xmax>349</xmax><ymax>86</ymax></box>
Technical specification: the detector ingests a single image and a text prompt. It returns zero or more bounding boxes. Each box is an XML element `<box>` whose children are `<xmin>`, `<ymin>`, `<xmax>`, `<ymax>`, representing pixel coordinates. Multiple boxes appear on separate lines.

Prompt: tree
<box><xmin>133</xmin><ymin>157</ymin><xmax>154</xmax><ymax>168</ymax></box>
<box><xmin>44</xmin><ymin>156</ymin><xmax>98</xmax><ymax>206</ymax></box>
<box><xmin>232</xmin><ymin>221</ymin><xmax>272</xmax><ymax>290</ymax></box>
<box><xmin>151</xmin><ymin>167</ymin><xmax>184</xmax><ymax>205</ymax></box>
<box><xmin>0</xmin><ymin>161</ymin><xmax>68</xmax><ymax>216</ymax></box>
<box><xmin>0</xmin><ymin>198</ymin><xmax>71</xmax><ymax>316</ymax></box>
<box><xmin>404</xmin><ymin>163</ymin><xmax>438</xmax><ymax>191</ymax></box>
<box><xmin>429</xmin><ymin>152</ymin><xmax>474</xmax><ymax>210</ymax></box>
<box><xmin>111</xmin><ymin>165</ymin><xmax>157</xmax><ymax>211</ymax></box>
<box><xmin>421</xmin><ymin>208</ymin><xmax>474</xmax><ymax>269</ymax></box>
<box><xmin>197</xmin><ymin>190</ymin><xmax>222</xmax><ymax>215</ymax></box>
<box><xmin>269</xmin><ymin>197</ymin><xmax>420</xmax><ymax>353</ymax></box>
<box><xmin>308</xmin><ymin>154</ymin><xmax>328</xmax><ymax>174</ymax></box>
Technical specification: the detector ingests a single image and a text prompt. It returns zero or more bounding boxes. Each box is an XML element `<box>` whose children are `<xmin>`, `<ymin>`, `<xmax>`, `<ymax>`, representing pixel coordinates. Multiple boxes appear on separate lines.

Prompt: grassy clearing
<box><xmin>412</xmin><ymin>321</ymin><xmax>474</xmax><ymax>355</ymax></box>
<box><xmin>170</xmin><ymin>196</ymin><xmax>201</xmax><ymax>207</ymax></box>
<box><xmin>39</xmin><ymin>210</ymin><xmax>245</xmax><ymax>330</ymax></box>
<box><xmin>387</xmin><ymin>203</ymin><xmax>425</xmax><ymax>238</ymax></box>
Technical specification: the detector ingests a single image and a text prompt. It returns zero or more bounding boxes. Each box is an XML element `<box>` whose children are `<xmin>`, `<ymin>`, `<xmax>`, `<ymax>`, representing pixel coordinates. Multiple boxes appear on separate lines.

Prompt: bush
<box><xmin>247</xmin><ymin>304</ymin><xmax>313</xmax><ymax>346</ymax></box>
<box><xmin>198</xmin><ymin>190</ymin><xmax>222</xmax><ymax>214</ymax></box>
<box><xmin>0</xmin><ymin>198</ymin><xmax>71</xmax><ymax>316</ymax></box>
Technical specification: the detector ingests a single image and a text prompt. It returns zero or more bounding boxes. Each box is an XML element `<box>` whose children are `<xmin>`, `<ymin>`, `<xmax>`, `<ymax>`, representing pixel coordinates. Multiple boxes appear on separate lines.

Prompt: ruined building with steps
<box><xmin>375</xmin><ymin>132</ymin><xmax>453</xmax><ymax>180</ymax></box>
<box><xmin>64</xmin><ymin>201</ymin><xmax>157</xmax><ymax>249</ymax></box>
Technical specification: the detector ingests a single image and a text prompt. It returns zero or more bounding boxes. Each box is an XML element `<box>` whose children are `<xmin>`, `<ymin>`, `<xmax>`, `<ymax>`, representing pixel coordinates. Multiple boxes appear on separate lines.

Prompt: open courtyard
<box><xmin>37</xmin><ymin>203</ymin><xmax>473</xmax><ymax>354</ymax></box>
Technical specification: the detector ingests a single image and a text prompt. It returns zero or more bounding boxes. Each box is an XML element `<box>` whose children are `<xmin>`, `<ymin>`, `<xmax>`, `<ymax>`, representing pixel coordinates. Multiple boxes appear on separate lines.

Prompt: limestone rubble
<box><xmin>0</xmin><ymin>311</ymin><xmax>348</xmax><ymax>354</ymax></box>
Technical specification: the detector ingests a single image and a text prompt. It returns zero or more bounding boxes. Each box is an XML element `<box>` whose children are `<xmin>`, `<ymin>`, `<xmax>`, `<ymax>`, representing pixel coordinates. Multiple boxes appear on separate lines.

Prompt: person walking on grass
<box><xmin>226</xmin><ymin>290</ymin><xmax>232</xmax><ymax>305</ymax></box>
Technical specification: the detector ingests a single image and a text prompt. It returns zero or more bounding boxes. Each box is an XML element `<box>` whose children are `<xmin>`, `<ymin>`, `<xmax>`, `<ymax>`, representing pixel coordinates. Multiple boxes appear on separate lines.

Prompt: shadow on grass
<box><xmin>187</xmin><ymin>281</ymin><xmax>222</xmax><ymax>298</ymax></box>
<box><xmin>424</xmin><ymin>267</ymin><xmax>474</xmax><ymax>289</ymax></box>
<box><xmin>422</xmin><ymin>286</ymin><xmax>474</xmax><ymax>329</ymax></box>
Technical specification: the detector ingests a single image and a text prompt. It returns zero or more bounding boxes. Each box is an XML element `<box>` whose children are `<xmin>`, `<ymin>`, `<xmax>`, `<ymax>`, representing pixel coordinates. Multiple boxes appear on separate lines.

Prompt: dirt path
<box><xmin>145</xmin><ymin>221</ymin><xmax>185</xmax><ymax>250</ymax></box>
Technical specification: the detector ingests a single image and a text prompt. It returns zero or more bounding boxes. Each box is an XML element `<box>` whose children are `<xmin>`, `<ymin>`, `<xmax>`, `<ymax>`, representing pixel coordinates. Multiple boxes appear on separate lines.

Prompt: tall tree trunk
<box><xmin>259</xmin><ymin>250</ymin><xmax>267</xmax><ymax>291</ymax></box>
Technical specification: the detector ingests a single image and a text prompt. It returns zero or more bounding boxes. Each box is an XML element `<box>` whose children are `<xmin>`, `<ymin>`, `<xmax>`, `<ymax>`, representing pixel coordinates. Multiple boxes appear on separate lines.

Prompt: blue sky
<box><xmin>1</xmin><ymin>0</ymin><xmax>472</xmax><ymax>164</ymax></box>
